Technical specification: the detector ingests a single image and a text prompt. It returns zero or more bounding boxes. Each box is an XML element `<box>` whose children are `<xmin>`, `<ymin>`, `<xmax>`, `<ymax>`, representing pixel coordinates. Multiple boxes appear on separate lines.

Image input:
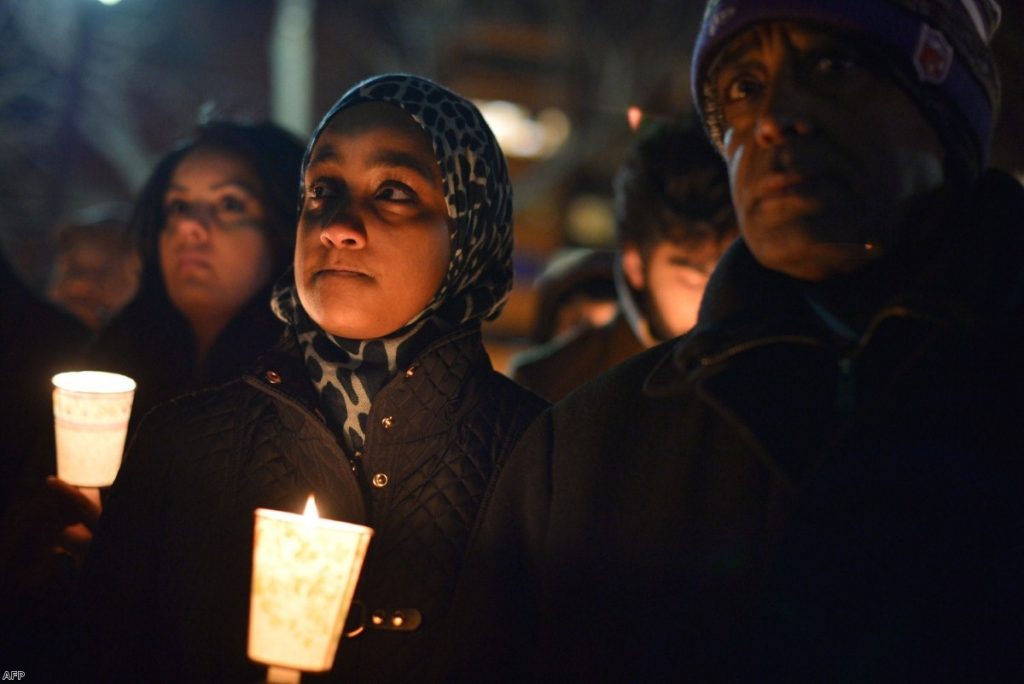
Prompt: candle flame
<box><xmin>303</xmin><ymin>494</ymin><xmax>319</xmax><ymax>519</ymax></box>
<box><xmin>627</xmin><ymin>106</ymin><xmax>643</xmax><ymax>131</ymax></box>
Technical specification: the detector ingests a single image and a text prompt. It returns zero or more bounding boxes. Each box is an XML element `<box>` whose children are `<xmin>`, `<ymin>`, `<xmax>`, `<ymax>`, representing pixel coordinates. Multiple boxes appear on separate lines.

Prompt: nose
<box><xmin>166</xmin><ymin>206</ymin><xmax>213</xmax><ymax>243</ymax></box>
<box><xmin>320</xmin><ymin>222</ymin><xmax>367</xmax><ymax>249</ymax></box>
<box><xmin>753</xmin><ymin>72</ymin><xmax>815</xmax><ymax>148</ymax></box>
<box><xmin>64</xmin><ymin>275</ymin><xmax>99</xmax><ymax>300</ymax></box>
<box><xmin>318</xmin><ymin>201</ymin><xmax>367</xmax><ymax>249</ymax></box>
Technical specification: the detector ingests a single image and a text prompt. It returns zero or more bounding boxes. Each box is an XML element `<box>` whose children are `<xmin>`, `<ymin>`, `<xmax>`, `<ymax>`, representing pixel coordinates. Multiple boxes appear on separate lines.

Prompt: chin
<box><xmin>313</xmin><ymin>313</ymin><xmax>392</xmax><ymax>340</ymax></box>
<box><xmin>745</xmin><ymin>218</ymin><xmax>882</xmax><ymax>282</ymax></box>
<box><xmin>757</xmin><ymin>244</ymin><xmax>882</xmax><ymax>282</ymax></box>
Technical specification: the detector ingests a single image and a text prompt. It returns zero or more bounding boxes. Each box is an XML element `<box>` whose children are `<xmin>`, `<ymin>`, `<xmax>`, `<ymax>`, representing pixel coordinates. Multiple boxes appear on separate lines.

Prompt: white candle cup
<box><xmin>52</xmin><ymin>371</ymin><xmax>136</xmax><ymax>487</ymax></box>
<box><xmin>248</xmin><ymin>499</ymin><xmax>373</xmax><ymax>673</ymax></box>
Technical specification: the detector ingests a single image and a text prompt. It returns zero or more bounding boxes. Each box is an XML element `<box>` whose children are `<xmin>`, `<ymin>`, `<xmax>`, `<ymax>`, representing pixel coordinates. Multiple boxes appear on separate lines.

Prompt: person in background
<box><xmin>87</xmin><ymin>120</ymin><xmax>304</xmax><ymax>428</ymax></box>
<box><xmin>2</xmin><ymin>121</ymin><xmax>303</xmax><ymax>677</ymax></box>
<box><xmin>525</xmin><ymin>247</ymin><xmax>618</xmax><ymax>345</ymax></box>
<box><xmin>509</xmin><ymin>118</ymin><xmax>737</xmax><ymax>401</ymax></box>
<box><xmin>47</xmin><ymin>206</ymin><xmax>140</xmax><ymax>331</ymax></box>
<box><xmin>461</xmin><ymin>0</ymin><xmax>1023</xmax><ymax>679</ymax></box>
<box><xmin>78</xmin><ymin>74</ymin><xmax>546</xmax><ymax>681</ymax></box>
<box><xmin>0</xmin><ymin>249</ymin><xmax>90</xmax><ymax>670</ymax></box>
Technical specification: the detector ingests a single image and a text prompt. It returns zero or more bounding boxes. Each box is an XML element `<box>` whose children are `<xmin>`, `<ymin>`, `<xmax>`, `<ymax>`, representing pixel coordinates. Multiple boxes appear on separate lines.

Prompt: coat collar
<box><xmin>647</xmin><ymin>169</ymin><xmax>1024</xmax><ymax>397</ymax></box>
<box><xmin>245</xmin><ymin>321</ymin><xmax>489</xmax><ymax>442</ymax></box>
<box><xmin>364</xmin><ymin>321</ymin><xmax>490</xmax><ymax>444</ymax></box>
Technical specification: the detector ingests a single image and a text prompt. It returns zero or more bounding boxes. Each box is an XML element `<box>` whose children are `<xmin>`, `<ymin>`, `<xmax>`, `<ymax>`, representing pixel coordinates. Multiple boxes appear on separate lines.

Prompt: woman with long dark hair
<box><xmin>88</xmin><ymin>121</ymin><xmax>304</xmax><ymax>424</ymax></box>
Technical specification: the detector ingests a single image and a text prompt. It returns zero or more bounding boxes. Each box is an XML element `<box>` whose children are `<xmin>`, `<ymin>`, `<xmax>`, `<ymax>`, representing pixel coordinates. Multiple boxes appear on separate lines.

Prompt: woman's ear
<box><xmin>621</xmin><ymin>243</ymin><xmax>646</xmax><ymax>291</ymax></box>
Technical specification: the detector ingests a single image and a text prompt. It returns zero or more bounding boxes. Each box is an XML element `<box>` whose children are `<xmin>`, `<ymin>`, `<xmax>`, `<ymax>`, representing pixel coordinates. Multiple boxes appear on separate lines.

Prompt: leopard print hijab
<box><xmin>272</xmin><ymin>73</ymin><xmax>513</xmax><ymax>455</ymax></box>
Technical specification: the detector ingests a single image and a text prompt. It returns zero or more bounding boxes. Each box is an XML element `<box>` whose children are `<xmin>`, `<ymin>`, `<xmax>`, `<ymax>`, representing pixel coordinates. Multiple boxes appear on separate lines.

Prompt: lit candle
<box><xmin>52</xmin><ymin>370</ymin><xmax>136</xmax><ymax>487</ymax></box>
<box><xmin>248</xmin><ymin>495</ymin><xmax>373</xmax><ymax>679</ymax></box>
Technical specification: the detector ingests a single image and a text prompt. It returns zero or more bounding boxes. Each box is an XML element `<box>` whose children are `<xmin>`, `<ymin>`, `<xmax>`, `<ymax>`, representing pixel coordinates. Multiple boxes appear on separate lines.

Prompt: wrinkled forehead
<box><xmin>710</xmin><ymin>20</ymin><xmax>873</xmax><ymax>75</ymax></box>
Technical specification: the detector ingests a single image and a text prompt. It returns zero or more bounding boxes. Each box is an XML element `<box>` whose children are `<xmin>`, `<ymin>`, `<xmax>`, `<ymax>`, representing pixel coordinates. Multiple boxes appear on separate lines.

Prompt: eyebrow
<box><xmin>167</xmin><ymin>179</ymin><xmax>260</xmax><ymax>196</ymax></box>
<box><xmin>711</xmin><ymin>32</ymin><xmax>765</xmax><ymax>76</ymax></box>
<box><xmin>308</xmin><ymin>143</ymin><xmax>438</xmax><ymax>184</ymax></box>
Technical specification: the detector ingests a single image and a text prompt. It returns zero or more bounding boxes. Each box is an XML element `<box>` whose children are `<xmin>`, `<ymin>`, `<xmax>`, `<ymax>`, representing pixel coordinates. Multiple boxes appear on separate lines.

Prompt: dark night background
<box><xmin>1</xmin><ymin>0</ymin><xmax>1021</xmax><ymax>339</ymax></box>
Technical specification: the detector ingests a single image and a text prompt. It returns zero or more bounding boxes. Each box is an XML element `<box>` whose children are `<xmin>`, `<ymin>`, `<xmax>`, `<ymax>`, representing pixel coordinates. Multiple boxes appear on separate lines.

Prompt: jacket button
<box><xmin>354</xmin><ymin>450</ymin><xmax>363</xmax><ymax>459</ymax></box>
<box><xmin>381</xmin><ymin>416</ymin><xmax>394</xmax><ymax>429</ymax></box>
<box><xmin>372</xmin><ymin>473</ymin><xmax>389</xmax><ymax>488</ymax></box>
<box><xmin>265</xmin><ymin>370</ymin><xmax>282</xmax><ymax>384</ymax></box>
<box><xmin>404</xmin><ymin>365</ymin><xmax>417</xmax><ymax>378</ymax></box>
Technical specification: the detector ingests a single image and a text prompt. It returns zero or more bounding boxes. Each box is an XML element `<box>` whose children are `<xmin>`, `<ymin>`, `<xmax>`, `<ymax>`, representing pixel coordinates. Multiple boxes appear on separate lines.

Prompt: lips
<box><xmin>174</xmin><ymin>252</ymin><xmax>211</xmax><ymax>272</ymax></box>
<box><xmin>758</xmin><ymin>172</ymin><xmax>818</xmax><ymax>198</ymax></box>
<box><xmin>749</xmin><ymin>171</ymin><xmax>840</xmax><ymax>210</ymax></box>
<box><xmin>314</xmin><ymin>264</ymin><xmax>372</xmax><ymax>280</ymax></box>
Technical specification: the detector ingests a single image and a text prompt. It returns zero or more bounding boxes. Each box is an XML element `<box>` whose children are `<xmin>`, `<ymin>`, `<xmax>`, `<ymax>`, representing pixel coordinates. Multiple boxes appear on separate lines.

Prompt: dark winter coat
<box><xmin>78</xmin><ymin>321</ymin><xmax>546</xmax><ymax>682</ymax></box>
<box><xmin>0</xmin><ymin>253</ymin><xmax>90</xmax><ymax>510</ymax></box>
<box><xmin>509</xmin><ymin>311</ymin><xmax>645</xmax><ymax>402</ymax></box>
<box><xmin>0</xmin><ymin>253</ymin><xmax>90</xmax><ymax>671</ymax></box>
<box><xmin>460</xmin><ymin>169</ymin><xmax>1024</xmax><ymax>680</ymax></box>
<box><xmin>86</xmin><ymin>282</ymin><xmax>285</xmax><ymax>432</ymax></box>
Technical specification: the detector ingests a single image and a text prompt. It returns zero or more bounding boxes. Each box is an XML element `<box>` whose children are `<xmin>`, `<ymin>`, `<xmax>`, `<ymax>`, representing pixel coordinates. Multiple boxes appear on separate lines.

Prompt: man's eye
<box><xmin>724</xmin><ymin>76</ymin><xmax>762</xmax><ymax>103</ymax></box>
<box><xmin>676</xmin><ymin>266</ymin><xmax>710</xmax><ymax>289</ymax></box>
<box><xmin>376</xmin><ymin>183</ymin><xmax>415</xmax><ymax>202</ymax></box>
<box><xmin>813</xmin><ymin>54</ymin><xmax>857</xmax><ymax>76</ymax></box>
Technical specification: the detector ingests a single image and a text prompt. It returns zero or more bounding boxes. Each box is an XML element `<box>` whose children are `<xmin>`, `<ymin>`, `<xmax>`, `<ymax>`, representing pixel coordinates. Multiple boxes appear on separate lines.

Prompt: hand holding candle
<box><xmin>248</xmin><ymin>495</ymin><xmax>373</xmax><ymax>677</ymax></box>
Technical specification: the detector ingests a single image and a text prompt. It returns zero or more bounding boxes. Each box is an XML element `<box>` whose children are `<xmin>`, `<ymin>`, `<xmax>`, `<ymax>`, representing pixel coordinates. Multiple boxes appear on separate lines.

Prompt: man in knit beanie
<box><xmin>461</xmin><ymin>1</ymin><xmax>1024</xmax><ymax>680</ymax></box>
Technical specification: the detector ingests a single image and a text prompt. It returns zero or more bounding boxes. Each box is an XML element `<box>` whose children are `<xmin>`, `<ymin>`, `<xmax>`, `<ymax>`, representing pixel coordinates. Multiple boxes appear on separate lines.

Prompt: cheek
<box><xmin>294</xmin><ymin>225</ymin><xmax>323</xmax><ymax>275</ymax></box>
<box><xmin>226</xmin><ymin>233</ymin><xmax>274</xmax><ymax>288</ymax></box>
<box><xmin>421</xmin><ymin>223</ymin><xmax>452</xmax><ymax>291</ymax></box>
<box><xmin>889</xmin><ymin>146</ymin><xmax>945</xmax><ymax>200</ymax></box>
<box><xmin>650</xmin><ymin>280</ymin><xmax>702</xmax><ymax>336</ymax></box>
<box><xmin>157</xmin><ymin>233</ymin><xmax>174</xmax><ymax>279</ymax></box>
<box><xmin>722</xmin><ymin>129</ymin><xmax>748</xmax><ymax>209</ymax></box>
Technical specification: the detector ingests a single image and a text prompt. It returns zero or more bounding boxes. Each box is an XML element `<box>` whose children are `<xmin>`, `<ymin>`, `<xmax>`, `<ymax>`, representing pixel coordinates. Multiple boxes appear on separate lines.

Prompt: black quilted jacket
<box><xmin>77</xmin><ymin>322</ymin><xmax>547</xmax><ymax>683</ymax></box>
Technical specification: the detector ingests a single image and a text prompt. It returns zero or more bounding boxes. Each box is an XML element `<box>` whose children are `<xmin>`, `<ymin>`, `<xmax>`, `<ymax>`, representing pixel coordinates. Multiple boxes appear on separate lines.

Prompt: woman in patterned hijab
<box><xmin>273</xmin><ymin>73</ymin><xmax>516</xmax><ymax>456</ymax></box>
<box><xmin>79</xmin><ymin>74</ymin><xmax>547</xmax><ymax>681</ymax></box>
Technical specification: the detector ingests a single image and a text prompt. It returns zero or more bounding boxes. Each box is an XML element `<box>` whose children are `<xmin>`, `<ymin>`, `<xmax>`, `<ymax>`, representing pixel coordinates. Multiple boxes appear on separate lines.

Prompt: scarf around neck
<box><xmin>273</xmin><ymin>73</ymin><xmax>514</xmax><ymax>455</ymax></box>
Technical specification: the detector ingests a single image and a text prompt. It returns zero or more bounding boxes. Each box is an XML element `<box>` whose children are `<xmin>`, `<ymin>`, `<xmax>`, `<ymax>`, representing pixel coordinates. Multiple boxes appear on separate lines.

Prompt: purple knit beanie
<box><xmin>691</xmin><ymin>0</ymin><xmax>1002</xmax><ymax>178</ymax></box>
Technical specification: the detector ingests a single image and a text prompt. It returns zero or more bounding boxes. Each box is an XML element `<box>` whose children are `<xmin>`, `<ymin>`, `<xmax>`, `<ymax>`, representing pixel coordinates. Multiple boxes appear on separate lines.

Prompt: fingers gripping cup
<box><xmin>52</xmin><ymin>371</ymin><xmax>136</xmax><ymax>487</ymax></box>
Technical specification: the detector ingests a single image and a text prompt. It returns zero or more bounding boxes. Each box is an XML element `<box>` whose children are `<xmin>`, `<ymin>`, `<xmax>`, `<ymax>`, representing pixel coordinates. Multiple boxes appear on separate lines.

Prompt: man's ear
<box><xmin>621</xmin><ymin>243</ymin><xmax>645</xmax><ymax>291</ymax></box>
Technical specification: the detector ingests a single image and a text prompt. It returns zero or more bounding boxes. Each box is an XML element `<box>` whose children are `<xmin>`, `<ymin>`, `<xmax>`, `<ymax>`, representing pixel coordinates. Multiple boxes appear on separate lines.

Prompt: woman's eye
<box><xmin>306</xmin><ymin>181</ymin><xmax>333</xmax><ymax>205</ymax></box>
<box><xmin>220</xmin><ymin>196</ymin><xmax>246</xmax><ymax>213</ymax></box>
<box><xmin>376</xmin><ymin>183</ymin><xmax>415</xmax><ymax>202</ymax></box>
<box><xmin>164</xmin><ymin>199</ymin><xmax>188</xmax><ymax>215</ymax></box>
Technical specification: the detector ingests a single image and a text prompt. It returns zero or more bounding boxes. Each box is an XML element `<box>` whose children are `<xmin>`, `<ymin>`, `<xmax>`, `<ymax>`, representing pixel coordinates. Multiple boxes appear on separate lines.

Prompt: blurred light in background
<box><xmin>627</xmin><ymin>106</ymin><xmax>643</xmax><ymax>131</ymax></box>
<box><xmin>97</xmin><ymin>0</ymin><xmax>123</xmax><ymax>5</ymax></box>
<box><xmin>271</xmin><ymin>0</ymin><xmax>316</xmax><ymax>138</ymax></box>
<box><xmin>564</xmin><ymin>194</ymin><xmax>615</xmax><ymax>245</ymax></box>
<box><xmin>474</xmin><ymin>100</ymin><xmax>571</xmax><ymax>159</ymax></box>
